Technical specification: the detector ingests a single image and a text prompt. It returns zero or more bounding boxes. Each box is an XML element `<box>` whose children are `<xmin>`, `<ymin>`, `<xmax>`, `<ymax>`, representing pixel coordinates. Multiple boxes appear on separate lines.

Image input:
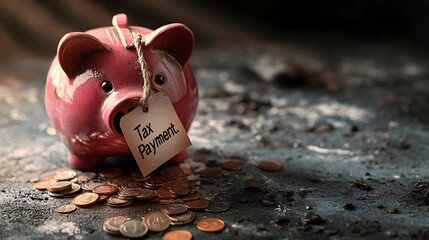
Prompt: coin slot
<box><xmin>114</xmin><ymin>111</ymin><xmax>124</xmax><ymax>134</ymax></box>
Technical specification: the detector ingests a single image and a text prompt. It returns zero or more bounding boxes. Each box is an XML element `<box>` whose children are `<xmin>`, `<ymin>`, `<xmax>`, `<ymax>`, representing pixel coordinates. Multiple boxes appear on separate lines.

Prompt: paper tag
<box><xmin>120</xmin><ymin>92</ymin><xmax>191</xmax><ymax>176</ymax></box>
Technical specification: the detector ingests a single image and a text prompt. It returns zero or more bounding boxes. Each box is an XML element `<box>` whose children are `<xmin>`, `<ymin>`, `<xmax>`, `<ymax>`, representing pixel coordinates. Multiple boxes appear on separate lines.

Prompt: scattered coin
<box><xmin>99</xmin><ymin>168</ymin><xmax>123</xmax><ymax>178</ymax></box>
<box><xmin>135</xmin><ymin>188</ymin><xmax>157</xmax><ymax>200</ymax></box>
<box><xmin>163</xmin><ymin>229</ymin><xmax>193</xmax><ymax>240</ymax></box>
<box><xmin>198</xmin><ymin>167</ymin><xmax>223</xmax><ymax>179</ymax></box>
<box><xmin>55</xmin><ymin>170</ymin><xmax>77</xmax><ymax>181</ymax></box>
<box><xmin>119</xmin><ymin>219</ymin><xmax>148</xmax><ymax>238</ymax></box>
<box><xmin>182</xmin><ymin>191</ymin><xmax>201</xmax><ymax>202</ymax></box>
<box><xmin>33</xmin><ymin>180</ymin><xmax>55</xmax><ymax>191</ymax></box>
<box><xmin>81</xmin><ymin>180</ymin><xmax>106</xmax><ymax>191</ymax></box>
<box><xmin>221</xmin><ymin>159</ymin><xmax>243</xmax><ymax>171</ymax></box>
<box><xmin>93</xmin><ymin>184</ymin><xmax>118</xmax><ymax>195</ymax></box>
<box><xmin>161</xmin><ymin>203</ymin><xmax>188</xmax><ymax>215</ymax></box>
<box><xmin>106</xmin><ymin>195</ymin><xmax>133</xmax><ymax>207</ymax></box>
<box><xmin>55</xmin><ymin>204</ymin><xmax>77</xmax><ymax>214</ymax></box>
<box><xmin>156</xmin><ymin>186</ymin><xmax>177</xmax><ymax>199</ymax></box>
<box><xmin>104</xmin><ymin>215</ymin><xmax>131</xmax><ymax>233</ymax></box>
<box><xmin>76</xmin><ymin>172</ymin><xmax>96</xmax><ymax>183</ymax></box>
<box><xmin>169</xmin><ymin>185</ymin><xmax>190</xmax><ymax>196</ymax></box>
<box><xmin>47</xmin><ymin>181</ymin><xmax>72</xmax><ymax>193</ymax></box>
<box><xmin>144</xmin><ymin>211</ymin><xmax>171</xmax><ymax>232</ymax></box>
<box><xmin>121</xmin><ymin>181</ymin><xmax>142</xmax><ymax>189</ymax></box>
<box><xmin>196</xmin><ymin>218</ymin><xmax>225</xmax><ymax>232</ymax></box>
<box><xmin>118</xmin><ymin>188</ymin><xmax>142</xmax><ymax>198</ymax></box>
<box><xmin>162</xmin><ymin>166</ymin><xmax>185</xmax><ymax>180</ymax></box>
<box><xmin>184</xmin><ymin>198</ymin><xmax>210</xmax><ymax>210</ymax></box>
<box><xmin>165</xmin><ymin>180</ymin><xmax>189</xmax><ymax>188</ymax></box>
<box><xmin>257</xmin><ymin>160</ymin><xmax>283</xmax><ymax>171</ymax></box>
<box><xmin>205</xmin><ymin>199</ymin><xmax>231</xmax><ymax>213</ymax></box>
<box><xmin>169</xmin><ymin>211</ymin><xmax>195</xmax><ymax>225</ymax></box>
<box><xmin>145</xmin><ymin>176</ymin><xmax>167</xmax><ymax>188</ymax></box>
<box><xmin>60</xmin><ymin>183</ymin><xmax>82</xmax><ymax>195</ymax></box>
<box><xmin>73</xmin><ymin>192</ymin><xmax>99</xmax><ymax>207</ymax></box>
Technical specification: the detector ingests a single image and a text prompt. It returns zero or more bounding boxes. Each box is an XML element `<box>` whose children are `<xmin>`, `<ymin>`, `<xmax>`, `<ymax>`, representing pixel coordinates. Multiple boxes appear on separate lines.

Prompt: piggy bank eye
<box><xmin>101</xmin><ymin>81</ymin><xmax>113</xmax><ymax>93</ymax></box>
<box><xmin>154</xmin><ymin>74</ymin><xmax>165</xmax><ymax>85</ymax></box>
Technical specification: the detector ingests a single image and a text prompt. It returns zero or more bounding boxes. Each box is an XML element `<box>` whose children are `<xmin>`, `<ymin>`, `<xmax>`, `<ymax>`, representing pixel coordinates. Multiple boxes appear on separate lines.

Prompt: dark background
<box><xmin>0</xmin><ymin>0</ymin><xmax>428</xmax><ymax>61</ymax></box>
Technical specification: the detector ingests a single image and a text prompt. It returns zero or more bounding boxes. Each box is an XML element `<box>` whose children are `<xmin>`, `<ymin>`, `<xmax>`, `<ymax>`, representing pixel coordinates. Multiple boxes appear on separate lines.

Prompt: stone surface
<box><xmin>0</xmin><ymin>42</ymin><xmax>429</xmax><ymax>239</ymax></box>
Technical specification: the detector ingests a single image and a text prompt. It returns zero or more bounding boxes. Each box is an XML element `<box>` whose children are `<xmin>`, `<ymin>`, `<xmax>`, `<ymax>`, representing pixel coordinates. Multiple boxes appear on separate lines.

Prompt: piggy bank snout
<box><xmin>102</xmin><ymin>92</ymin><xmax>143</xmax><ymax>137</ymax></box>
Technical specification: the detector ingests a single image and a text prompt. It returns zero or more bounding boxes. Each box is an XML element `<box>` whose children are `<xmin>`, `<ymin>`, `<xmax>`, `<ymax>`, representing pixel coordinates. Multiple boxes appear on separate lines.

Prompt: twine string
<box><xmin>132</xmin><ymin>34</ymin><xmax>151</xmax><ymax>112</ymax></box>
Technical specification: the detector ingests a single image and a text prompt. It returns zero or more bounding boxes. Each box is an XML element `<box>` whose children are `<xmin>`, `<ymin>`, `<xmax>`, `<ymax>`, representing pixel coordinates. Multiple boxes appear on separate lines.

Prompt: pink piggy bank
<box><xmin>45</xmin><ymin>14</ymin><xmax>198</xmax><ymax>169</ymax></box>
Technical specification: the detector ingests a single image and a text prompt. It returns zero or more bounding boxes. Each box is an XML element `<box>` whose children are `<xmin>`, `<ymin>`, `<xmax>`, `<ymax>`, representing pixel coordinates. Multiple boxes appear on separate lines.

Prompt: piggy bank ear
<box><xmin>144</xmin><ymin>24</ymin><xmax>194</xmax><ymax>67</ymax></box>
<box><xmin>58</xmin><ymin>32</ymin><xmax>109</xmax><ymax>77</ymax></box>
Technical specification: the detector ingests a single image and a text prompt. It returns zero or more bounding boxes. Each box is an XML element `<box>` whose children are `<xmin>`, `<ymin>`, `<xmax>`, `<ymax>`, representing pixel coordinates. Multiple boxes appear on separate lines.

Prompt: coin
<box><xmin>198</xmin><ymin>167</ymin><xmax>223</xmax><ymax>179</ymax></box>
<box><xmin>33</xmin><ymin>180</ymin><xmax>55</xmax><ymax>191</ymax></box>
<box><xmin>196</xmin><ymin>218</ymin><xmax>225</xmax><ymax>232</ymax></box>
<box><xmin>73</xmin><ymin>192</ymin><xmax>99</xmax><ymax>207</ymax></box>
<box><xmin>99</xmin><ymin>168</ymin><xmax>123</xmax><ymax>178</ymax></box>
<box><xmin>121</xmin><ymin>181</ymin><xmax>142</xmax><ymax>189</ymax></box>
<box><xmin>182</xmin><ymin>191</ymin><xmax>200</xmax><ymax>202</ymax></box>
<box><xmin>55</xmin><ymin>170</ymin><xmax>77</xmax><ymax>181</ymax></box>
<box><xmin>93</xmin><ymin>184</ymin><xmax>118</xmax><ymax>195</ymax></box>
<box><xmin>184</xmin><ymin>198</ymin><xmax>209</xmax><ymax>210</ymax></box>
<box><xmin>221</xmin><ymin>159</ymin><xmax>243</xmax><ymax>171</ymax></box>
<box><xmin>119</xmin><ymin>219</ymin><xmax>148</xmax><ymax>238</ymax></box>
<box><xmin>169</xmin><ymin>211</ymin><xmax>195</xmax><ymax>225</ymax></box>
<box><xmin>161</xmin><ymin>166</ymin><xmax>185</xmax><ymax>180</ymax></box>
<box><xmin>161</xmin><ymin>203</ymin><xmax>187</xmax><ymax>215</ymax></box>
<box><xmin>106</xmin><ymin>195</ymin><xmax>133</xmax><ymax>206</ymax></box>
<box><xmin>257</xmin><ymin>160</ymin><xmax>283</xmax><ymax>171</ymax></box>
<box><xmin>60</xmin><ymin>183</ymin><xmax>81</xmax><ymax>195</ymax></box>
<box><xmin>156</xmin><ymin>187</ymin><xmax>177</xmax><ymax>199</ymax></box>
<box><xmin>143</xmin><ymin>211</ymin><xmax>171</xmax><ymax>232</ymax></box>
<box><xmin>76</xmin><ymin>172</ymin><xmax>96</xmax><ymax>183</ymax></box>
<box><xmin>55</xmin><ymin>204</ymin><xmax>77</xmax><ymax>214</ymax></box>
<box><xmin>145</xmin><ymin>176</ymin><xmax>167</xmax><ymax>187</ymax></box>
<box><xmin>165</xmin><ymin>180</ymin><xmax>189</xmax><ymax>188</ymax></box>
<box><xmin>104</xmin><ymin>215</ymin><xmax>131</xmax><ymax>233</ymax></box>
<box><xmin>97</xmin><ymin>194</ymin><xmax>109</xmax><ymax>203</ymax></box>
<box><xmin>47</xmin><ymin>181</ymin><xmax>72</xmax><ymax>192</ymax></box>
<box><xmin>135</xmin><ymin>188</ymin><xmax>157</xmax><ymax>200</ymax></box>
<box><xmin>163</xmin><ymin>229</ymin><xmax>193</xmax><ymax>240</ymax></box>
<box><xmin>81</xmin><ymin>180</ymin><xmax>106</xmax><ymax>191</ymax></box>
<box><xmin>169</xmin><ymin>185</ymin><xmax>190</xmax><ymax>196</ymax></box>
<box><xmin>205</xmin><ymin>199</ymin><xmax>231</xmax><ymax>213</ymax></box>
<box><xmin>118</xmin><ymin>188</ymin><xmax>142</xmax><ymax>198</ymax></box>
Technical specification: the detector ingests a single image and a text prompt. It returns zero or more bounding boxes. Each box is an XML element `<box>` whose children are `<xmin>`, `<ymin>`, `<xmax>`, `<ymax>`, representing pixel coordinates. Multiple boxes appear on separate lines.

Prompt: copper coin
<box><xmin>121</xmin><ymin>181</ymin><xmax>143</xmax><ymax>189</ymax></box>
<box><xmin>81</xmin><ymin>180</ymin><xmax>106</xmax><ymax>191</ymax></box>
<box><xmin>118</xmin><ymin>188</ymin><xmax>142</xmax><ymax>198</ymax></box>
<box><xmin>60</xmin><ymin>183</ymin><xmax>81</xmax><ymax>196</ymax></box>
<box><xmin>196</xmin><ymin>218</ymin><xmax>225</xmax><ymax>232</ymax></box>
<box><xmin>145</xmin><ymin>176</ymin><xmax>167</xmax><ymax>187</ymax></box>
<box><xmin>119</xmin><ymin>219</ymin><xmax>148</xmax><ymax>238</ymax></box>
<box><xmin>156</xmin><ymin>187</ymin><xmax>177</xmax><ymax>199</ymax></box>
<box><xmin>73</xmin><ymin>192</ymin><xmax>99</xmax><ymax>207</ymax></box>
<box><xmin>97</xmin><ymin>194</ymin><xmax>110</xmax><ymax>203</ymax></box>
<box><xmin>257</xmin><ymin>160</ymin><xmax>283</xmax><ymax>171</ymax></box>
<box><xmin>165</xmin><ymin>180</ymin><xmax>189</xmax><ymax>188</ymax></box>
<box><xmin>93</xmin><ymin>184</ymin><xmax>118</xmax><ymax>195</ymax></box>
<box><xmin>99</xmin><ymin>168</ymin><xmax>123</xmax><ymax>178</ymax></box>
<box><xmin>169</xmin><ymin>211</ymin><xmax>195</xmax><ymax>225</ymax></box>
<box><xmin>33</xmin><ymin>180</ymin><xmax>55</xmax><ymax>191</ymax></box>
<box><xmin>182</xmin><ymin>191</ymin><xmax>201</xmax><ymax>202</ymax></box>
<box><xmin>104</xmin><ymin>215</ymin><xmax>131</xmax><ymax>233</ymax></box>
<box><xmin>205</xmin><ymin>199</ymin><xmax>231</xmax><ymax>213</ymax></box>
<box><xmin>184</xmin><ymin>198</ymin><xmax>209</xmax><ymax>210</ymax></box>
<box><xmin>161</xmin><ymin>203</ymin><xmax>187</xmax><ymax>215</ymax></box>
<box><xmin>169</xmin><ymin>185</ymin><xmax>190</xmax><ymax>196</ymax></box>
<box><xmin>55</xmin><ymin>170</ymin><xmax>77</xmax><ymax>181</ymax></box>
<box><xmin>76</xmin><ymin>172</ymin><xmax>96</xmax><ymax>183</ymax></box>
<box><xmin>221</xmin><ymin>159</ymin><xmax>243</xmax><ymax>171</ymax></box>
<box><xmin>135</xmin><ymin>188</ymin><xmax>157</xmax><ymax>200</ymax></box>
<box><xmin>161</xmin><ymin>166</ymin><xmax>185</xmax><ymax>180</ymax></box>
<box><xmin>109</xmin><ymin>176</ymin><xmax>130</xmax><ymax>186</ymax></box>
<box><xmin>55</xmin><ymin>204</ymin><xmax>77</xmax><ymax>214</ymax></box>
<box><xmin>163</xmin><ymin>229</ymin><xmax>192</xmax><ymax>240</ymax></box>
<box><xmin>47</xmin><ymin>181</ymin><xmax>72</xmax><ymax>192</ymax></box>
<box><xmin>107</xmin><ymin>195</ymin><xmax>132</xmax><ymax>205</ymax></box>
<box><xmin>103</xmin><ymin>224</ymin><xmax>120</xmax><ymax>235</ymax></box>
<box><xmin>198</xmin><ymin>167</ymin><xmax>223</xmax><ymax>179</ymax></box>
<box><xmin>144</xmin><ymin>211</ymin><xmax>171</xmax><ymax>232</ymax></box>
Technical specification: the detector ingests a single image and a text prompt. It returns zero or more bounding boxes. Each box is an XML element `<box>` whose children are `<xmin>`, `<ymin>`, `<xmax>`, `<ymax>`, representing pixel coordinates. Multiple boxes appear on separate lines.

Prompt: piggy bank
<box><xmin>45</xmin><ymin>14</ymin><xmax>198</xmax><ymax>169</ymax></box>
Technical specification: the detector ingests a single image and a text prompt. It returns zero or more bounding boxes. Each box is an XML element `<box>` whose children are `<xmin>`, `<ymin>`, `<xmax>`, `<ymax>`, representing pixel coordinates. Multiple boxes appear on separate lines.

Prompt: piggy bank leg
<box><xmin>167</xmin><ymin>150</ymin><xmax>187</xmax><ymax>165</ymax></box>
<box><xmin>67</xmin><ymin>152</ymin><xmax>105</xmax><ymax>169</ymax></box>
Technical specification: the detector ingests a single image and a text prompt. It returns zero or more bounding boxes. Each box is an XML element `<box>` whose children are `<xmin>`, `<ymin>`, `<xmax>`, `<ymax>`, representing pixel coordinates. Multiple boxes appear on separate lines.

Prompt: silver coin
<box><xmin>119</xmin><ymin>219</ymin><xmax>148</xmax><ymax>238</ymax></box>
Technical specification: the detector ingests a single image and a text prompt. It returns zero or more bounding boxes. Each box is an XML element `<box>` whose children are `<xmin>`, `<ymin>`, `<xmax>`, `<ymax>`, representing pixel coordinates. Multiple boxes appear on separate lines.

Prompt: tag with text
<box><xmin>120</xmin><ymin>92</ymin><xmax>191</xmax><ymax>176</ymax></box>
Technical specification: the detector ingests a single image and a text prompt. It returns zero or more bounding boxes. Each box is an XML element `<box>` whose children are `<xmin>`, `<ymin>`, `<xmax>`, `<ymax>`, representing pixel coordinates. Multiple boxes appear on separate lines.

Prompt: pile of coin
<box><xmin>32</xmin><ymin>158</ymin><xmax>282</xmax><ymax>238</ymax></box>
